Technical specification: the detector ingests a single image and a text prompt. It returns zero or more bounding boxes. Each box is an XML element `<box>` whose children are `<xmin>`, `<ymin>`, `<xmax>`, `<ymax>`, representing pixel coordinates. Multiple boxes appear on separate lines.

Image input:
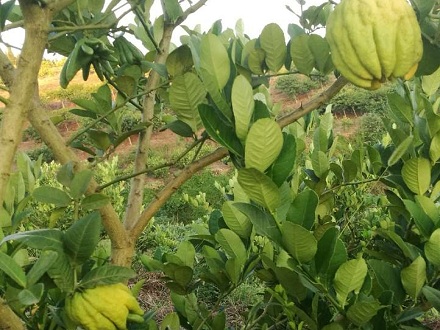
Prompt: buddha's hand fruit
<box><xmin>65</xmin><ymin>283</ymin><xmax>144</xmax><ymax>330</ymax></box>
<box><xmin>326</xmin><ymin>0</ymin><xmax>423</xmax><ymax>90</ymax></box>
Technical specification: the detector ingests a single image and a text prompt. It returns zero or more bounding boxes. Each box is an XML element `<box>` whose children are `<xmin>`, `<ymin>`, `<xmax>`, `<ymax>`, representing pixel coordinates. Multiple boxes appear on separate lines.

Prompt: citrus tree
<box><xmin>0</xmin><ymin>0</ymin><xmax>439</xmax><ymax>329</ymax></box>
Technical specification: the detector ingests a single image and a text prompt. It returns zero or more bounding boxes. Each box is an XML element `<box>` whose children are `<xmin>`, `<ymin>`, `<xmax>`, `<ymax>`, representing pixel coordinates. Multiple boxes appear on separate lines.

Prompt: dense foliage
<box><xmin>0</xmin><ymin>0</ymin><xmax>439</xmax><ymax>329</ymax></box>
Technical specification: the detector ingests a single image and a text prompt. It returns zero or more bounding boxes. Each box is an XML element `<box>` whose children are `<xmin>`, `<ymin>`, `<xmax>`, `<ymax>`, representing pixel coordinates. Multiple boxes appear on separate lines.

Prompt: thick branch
<box><xmin>0</xmin><ymin>297</ymin><xmax>25</xmax><ymax>330</ymax></box>
<box><xmin>128</xmin><ymin>76</ymin><xmax>349</xmax><ymax>239</ymax></box>
<box><xmin>123</xmin><ymin>24</ymin><xmax>175</xmax><ymax>228</ymax></box>
<box><xmin>0</xmin><ymin>1</ymin><xmax>52</xmax><ymax>209</ymax></box>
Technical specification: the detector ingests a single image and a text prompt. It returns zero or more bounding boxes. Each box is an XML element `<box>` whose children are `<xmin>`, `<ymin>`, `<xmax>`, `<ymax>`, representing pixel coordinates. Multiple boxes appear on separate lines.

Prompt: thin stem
<box><xmin>97</xmin><ymin>135</ymin><xmax>206</xmax><ymax>191</ymax></box>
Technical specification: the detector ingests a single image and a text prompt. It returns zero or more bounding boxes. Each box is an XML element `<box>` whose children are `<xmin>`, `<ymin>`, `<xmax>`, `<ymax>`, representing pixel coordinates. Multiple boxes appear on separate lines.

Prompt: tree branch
<box><xmin>128</xmin><ymin>76</ymin><xmax>349</xmax><ymax>239</ymax></box>
<box><xmin>175</xmin><ymin>0</ymin><xmax>209</xmax><ymax>26</ymax></box>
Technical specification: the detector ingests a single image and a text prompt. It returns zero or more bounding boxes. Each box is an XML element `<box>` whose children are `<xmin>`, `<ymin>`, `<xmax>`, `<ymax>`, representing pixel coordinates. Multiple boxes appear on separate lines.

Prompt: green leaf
<box><xmin>162</xmin><ymin>0</ymin><xmax>182</xmax><ymax>23</ymax></box>
<box><xmin>247</xmin><ymin>47</ymin><xmax>266</xmax><ymax>75</ymax></box>
<box><xmin>164</xmin><ymin>264</ymin><xmax>193</xmax><ymax>288</ymax></box>
<box><xmin>222</xmin><ymin>201</ymin><xmax>252</xmax><ymax>238</ymax></box>
<box><xmin>81</xmin><ymin>193</ymin><xmax>110</xmax><ymax>210</ymax></box>
<box><xmin>290</xmin><ymin>35</ymin><xmax>314</xmax><ymax>75</ymax></box>
<box><xmin>281</xmin><ymin>222</ymin><xmax>317</xmax><ymax>263</ymax></box>
<box><xmin>33</xmin><ymin>186</ymin><xmax>71</xmax><ymax>207</ymax></box>
<box><xmin>56</xmin><ymin>162</ymin><xmax>74</xmax><ymax>187</ymax></box>
<box><xmin>429</xmin><ymin>131</ymin><xmax>440</xmax><ymax>164</ymax></box>
<box><xmin>234</xmin><ymin>203</ymin><xmax>282</xmax><ymax>245</ymax></box>
<box><xmin>160</xmin><ymin>312</ymin><xmax>180</xmax><ymax>330</ymax></box>
<box><xmin>166</xmin><ymin>45</ymin><xmax>193</xmax><ymax>77</ymax></box>
<box><xmin>225</xmin><ymin>258</ymin><xmax>242</xmax><ymax>285</ymax></box>
<box><xmin>63</xmin><ymin>212</ymin><xmax>101</xmax><ymax>264</ymax></box>
<box><xmin>245</xmin><ymin>118</ymin><xmax>283</xmax><ymax>173</ymax></box>
<box><xmin>402</xmin><ymin>158</ymin><xmax>431</xmax><ymax>195</ymax></box>
<box><xmin>346</xmin><ymin>298</ymin><xmax>382</xmax><ymax>326</ymax></box>
<box><xmin>401</xmin><ymin>256</ymin><xmax>426</xmax><ymax>299</ymax></box>
<box><xmin>387</xmin><ymin>92</ymin><xmax>414</xmax><ymax>126</ymax></box>
<box><xmin>215</xmin><ymin>229</ymin><xmax>247</xmax><ymax>262</ymax></box>
<box><xmin>422</xmin><ymin>66</ymin><xmax>440</xmax><ymax>97</ymax></box>
<box><xmin>79</xmin><ymin>265</ymin><xmax>136</xmax><ymax>289</ymax></box>
<box><xmin>162</xmin><ymin>119</ymin><xmax>194</xmax><ymax>137</ymax></box>
<box><xmin>376</xmin><ymin>229</ymin><xmax>420</xmax><ymax>261</ymax></box>
<box><xmin>18</xmin><ymin>283</ymin><xmax>44</xmax><ymax>306</ymax></box>
<box><xmin>237</xmin><ymin>168</ymin><xmax>281</xmax><ymax>212</ymax></box>
<box><xmin>1</xmin><ymin>229</ymin><xmax>64</xmax><ymax>251</ymax></box>
<box><xmin>26</xmin><ymin>250</ymin><xmax>58</xmax><ymax>286</ymax></box>
<box><xmin>87</xmin><ymin>129</ymin><xmax>112</xmax><ymax>151</ymax></box>
<box><xmin>46</xmin><ymin>251</ymin><xmax>74</xmax><ymax>292</ymax></box>
<box><xmin>175</xmin><ymin>241</ymin><xmax>195</xmax><ymax>269</ymax></box>
<box><xmin>334</xmin><ymin>258</ymin><xmax>368</xmax><ymax>306</ymax></box>
<box><xmin>268</xmin><ymin>134</ymin><xmax>296</xmax><ymax>186</ymax></box>
<box><xmin>232</xmin><ymin>75</ymin><xmax>254</xmax><ymax>141</ymax></box>
<box><xmin>403</xmin><ymin>199</ymin><xmax>434</xmax><ymax>238</ymax></box>
<box><xmin>200</xmin><ymin>34</ymin><xmax>230</xmax><ymax>90</ymax></box>
<box><xmin>342</xmin><ymin>159</ymin><xmax>358</xmax><ymax>182</ymax></box>
<box><xmin>424</xmin><ymin>229</ymin><xmax>440</xmax><ymax>267</ymax></box>
<box><xmin>286</xmin><ymin>189</ymin><xmax>318</xmax><ymax>230</ymax></box>
<box><xmin>199</xmin><ymin>104</ymin><xmax>243</xmax><ymax>156</ymax></box>
<box><xmin>259</xmin><ymin>23</ymin><xmax>286</xmax><ymax>72</ymax></box>
<box><xmin>311</xmin><ymin>150</ymin><xmax>330</xmax><ymax>178</ymax></box>
<box><xmin>0</xmin><ymin>251</ymin><xmax>27</xmax><ymax>288</ymax></box>
<box><xmin>315</xmin><ymin>227</ymin><xmax>347</xmax><ymax>283</ymax></box>
<box><xmin>368</xmin><ymin>259</ymin><xmax>406</xmax><ymax>305</ymax></box>
<box><xmin>70</xmin><ymin>170</ymin><xmax>93</xmax><ymax>200</ymax></box>
<box><xmin>169</xmin><ymin>72</ymin><xmax>206</xmax><ymax>132</ymax></box>
<box><xmin>308</xmin><ymin>34</ymin><xmax>333</xmax><ymax>74</ymax></box>
<box><xmin>422</xmin><ymin>286</ymin><xmax>440</xmax><ymax>312</ymax></box>
<box><xmin>388</xmin><ymin>135</ymin><xmax>414</xmax><ymax>167</ymax></box>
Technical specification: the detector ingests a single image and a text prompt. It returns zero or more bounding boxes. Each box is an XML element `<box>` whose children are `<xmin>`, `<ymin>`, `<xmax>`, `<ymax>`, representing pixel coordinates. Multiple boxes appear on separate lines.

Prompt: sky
<box><xmin>1</xmin><ymin>0</ymin><xmax>324</xmax><ymax>56</ymax></box>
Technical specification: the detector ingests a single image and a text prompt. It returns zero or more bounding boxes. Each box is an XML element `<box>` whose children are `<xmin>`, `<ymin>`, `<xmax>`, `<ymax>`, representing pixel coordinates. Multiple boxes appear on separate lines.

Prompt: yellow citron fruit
<box><xmin>326</xmin><ymin>0</ymin><xmax>423</xmax><ymax>90</ymax></box>
<box><xmin>65</xmin><ymin>283</ymin><xmax>144</xmax><ymax>330</ymax></box>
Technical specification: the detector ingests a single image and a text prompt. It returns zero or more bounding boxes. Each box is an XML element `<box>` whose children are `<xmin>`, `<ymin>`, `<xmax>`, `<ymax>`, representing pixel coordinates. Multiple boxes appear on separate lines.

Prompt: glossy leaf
<box><xmin>268</xmin><ymin>134</ymin><xmax>296</xmax><ymax>186</ymax></box>
<box><xmin>166</xmin><ymin>45</ymin><xmax>194</xmax><ymax>77</ymax></box>
<box><xmin>199</xmin><ymin>104</ymin><xmax>243</xmax><ymax>156</ymax></box>
<box><xmin>200</xmin><ymin>34</ymin><xmax>230</xmax><ymax>90</ymax></box>
<box><xmin>429</xmin><ymin>131</ymin><xmax>440</xmax><ymax>164</ymax></box>
<box><xmin>422</xmin><ymin>286</ymin><xmax>440</xmax><ymax>312</ymax></box>
<box><xmin>164</xmin><ymin>264</ymin><xmax>193</xmax><ymax>288</ymax></box>
<box><xmin>0</xmin><ymin>251</ymin><xmax>27</xmax><ymax>288</ymax></box>
<box><xmin>425</xmin><ymin>228</ymin><xmax>440</xmax><ymax>267</ymax></box>
<box><xmin>33</xmin><ymin>186</ymin><xmax>71</xmax><ymax>207</ymax></box>
<box><xmin>222</xmin><ymin>201</ymin><xmax>252</xmax><ymax>238</ymax></box>
<box><xmin>70</xmin><ymin>170</ymin><xmax>93</xmax><ymax>200</ymax></box>
<box><xmin>308</xmin><ymin>34</ymin><xmax>333</xmax><ymax>74</ymax></box>
<box><xmin>215</xmin><ymin>229</ymin><xmax>247</xmax><ymax>262</ymax></box>
<box><xmin>1</xmin><ymin>229</ymin><xmax>64</xmax><ymax>251</ymax></box>
<box><xmin>402</xmin><ymin>158</ymin><xmax>431</xmax><ymax>195</ymax></box>
<box><xmin>169</xmin><ymin>72</ymin><xmax>205</xmax><ymax>132</ymax></box>
<box><xmin>81</xmin><ymin>193</ymin><xmax>110</xmax><ymax>210</ymax></box>
<box><xmin>63</xmin><ymin>212</ymin><xmax>101</xmax><ymax>264</ymax></box>
<box><xmin>334</xmin><ymin>258</ymin><xmax>368</xmax><ymax>306</ymax></box>
<box><xmin>401</xmin><ymin>256</ymin><xmax>426</xmax><ymax>299</ymax></box>
<box><xmin>281</xmin><ymin>222</ymin><xmax>317</xmax><ymax>263</ymax></box>
<box><xmin>287</xmin><ymin>189</ymin><xmax>318</xmax><ymax>230</ymax></box>
<box><xmin>79</xmin><ymin>265</ymin><xmax>136</xmax><ymax>289</ymax></box>
<box><xmin>259</xmin><ymin>23</ymin><xmax>286</xmax><ymax>72</ymax></box>
<box><xmin>237</xmin><ymin>168</ymin><xmax>281</xmax><ymax>212</ymax></box>
<box><xmin>234</xmin><ymin>203</ymin><xmax>282</xmax><ymax>245</ymax></box>
<box><xmin>403</xmin><ymin>199</ymin><xmax>434</xmax><ymax>238</ymax></box>
<box><xmin>290</xmin><ymin>34</ymin><xmax>314</xmax><ymax>75</ymax></box>
<box><xmin>175</xmin><ymin>241</ymin><xmax>195</xmax><ymax>268</ymax></box>
<box><xmin>232</xmin><ymin>75</ymin><xmax>254</xmax><ymax>141</ymax></box>
<box><xmin>26</xmin><ymin>250</ymin><xmax>58</xmax><ymax>286</ymax></box>
<box><xmin>18</xmin><ymin>283</ymin><xmax>44</xmax><ymax>306</ymax></box>
<box><xmin>346</xmin><ymin>298</ymin><xmax>382</xmax><ymax>326</ymax></box>
<box><xmin>387</xmin><ymin>92</ymin><xmax>414</xmax><ymax>126</ymax></box>
<box><xmin>387</xmin><ymin>135</ymin><xmax>414</xmax><ymax>167</ymax></box>
<box><xmin>245</xmin><ymin>118</ymin><xmax>283</xmax><ymax>173</ymax></box>
<box><xmin>311</xmin><ymin>150</ymin><xmax>330</xmax><ymax>178</ymax></box>
<box><xmin>315</xmin><ymin>227</ymin><xmax>347</xmax><ymax>283</ymax></box>
<box><xmin>368</xmin><ymin>259</ymin><xmax>406</xmax><ymax>305</ymax></box>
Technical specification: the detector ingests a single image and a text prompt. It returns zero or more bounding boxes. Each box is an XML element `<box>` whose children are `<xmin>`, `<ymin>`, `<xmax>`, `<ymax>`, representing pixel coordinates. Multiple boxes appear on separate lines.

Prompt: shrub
<box><xmin>26</xmin><ymin>144</ymin><xmax>55</xmax><ymax>163</ymax></box>
<box><xmin>358</xmin><ymin>112</ymin><xmax>387</xmax><ymax>145</ymax></box>
<box><xmin>329</xmin><ymin>84</ymin><xmax>392</xmax><ymax>115</ymax></box>
<box><xmin>275</xmin><ymin>74</ymin><xmax>329</xmax><ymax>97</ymax></box>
